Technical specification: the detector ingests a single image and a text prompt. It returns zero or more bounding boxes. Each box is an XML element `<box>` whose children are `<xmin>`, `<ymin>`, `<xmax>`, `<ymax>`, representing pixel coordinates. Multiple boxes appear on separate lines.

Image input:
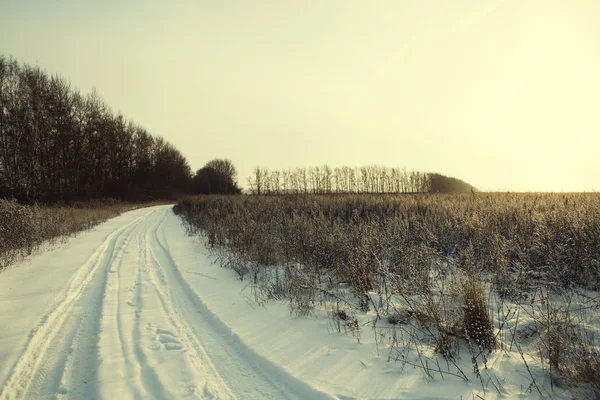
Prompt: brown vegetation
<box><xmin>176</xmin><ymin>192</ymin><xmax>600</xmax><ymax>289</ymax></box>
<box><xmin>0</xmin><ymin>199</ymin><xmax>159</xmax><ymax>270</ymax></box>
<box><xmin>175</xmin><ymin>192</ymin><xmax>600</xmax><ymax>394</ymax></box>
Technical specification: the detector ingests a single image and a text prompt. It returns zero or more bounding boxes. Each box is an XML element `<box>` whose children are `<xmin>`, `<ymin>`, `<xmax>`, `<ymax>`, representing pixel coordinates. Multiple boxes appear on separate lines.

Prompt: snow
<box><xmin>0</xmin><ymin>205</ymin><xmax>591</xmax><ymax>399</ymax></box>
<box><xmin>0</xmin><ymin>206</ymin><xmax>331</xmax><ymax>400</ymax></box>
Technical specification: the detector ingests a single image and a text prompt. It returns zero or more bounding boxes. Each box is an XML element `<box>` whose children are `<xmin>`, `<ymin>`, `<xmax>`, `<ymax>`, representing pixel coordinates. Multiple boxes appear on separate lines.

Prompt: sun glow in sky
<box><xmin>1</xmin><ymin>0</ymin><xmax>599</xmax><ymax>191</ymax></box>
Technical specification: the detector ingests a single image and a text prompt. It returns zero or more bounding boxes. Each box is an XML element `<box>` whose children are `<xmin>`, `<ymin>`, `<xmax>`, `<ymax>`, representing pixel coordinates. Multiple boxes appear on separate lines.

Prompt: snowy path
<box><xmin>0</xmin><ymin>206</ymin><xmax>334</xmax><ymax>400</ymax></box>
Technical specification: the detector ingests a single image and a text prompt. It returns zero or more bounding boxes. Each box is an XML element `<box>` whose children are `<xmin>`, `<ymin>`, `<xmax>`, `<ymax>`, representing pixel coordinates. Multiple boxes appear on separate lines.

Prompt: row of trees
<box><xmin>0</xmin><ymin>56</ymin><xmax>192</xmax><ymax>202</ymax></box>
<box><xmin>0</xmin><ymin>56</ymin><xmax>473</xmax><ymax>202</ymax></box>
<box><xmin>247</xmin><ymin>166</ymin><xmax>474</xmax><ymax>194</ymax></box>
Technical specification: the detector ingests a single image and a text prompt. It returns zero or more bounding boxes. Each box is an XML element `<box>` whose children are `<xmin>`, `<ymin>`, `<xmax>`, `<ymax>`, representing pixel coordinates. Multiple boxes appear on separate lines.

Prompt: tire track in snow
<box><xmin>151</xmin><ymin>209</ymin><xmax>337</xmax><ymax>400</ymax></box>
<box><xmin>128</xmin><ymin>213</ymin><xmax>171</xmax><ymax>400</ymax></box>
<box><xmin>106</xmin><ymin>216</ymin><xmax>146</xmax><ymax>400</ymax></box>
<box><xmin>142</xmin><ymin>211</ymin><xmax>236</xmax><ymax>399</ymax></box>
<box><xmin>0</xmin><ymin>209</ymin><xmax>155</xmax><ymax>400</ymax></box>
<box><xmin>59</xmin><ymin>209</ymin><xmax>157</xmax><ymax>400</ymax></box>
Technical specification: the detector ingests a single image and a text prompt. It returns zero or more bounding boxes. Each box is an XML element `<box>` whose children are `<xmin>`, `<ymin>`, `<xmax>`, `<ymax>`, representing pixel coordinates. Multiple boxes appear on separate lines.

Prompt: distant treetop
<box><xmin>192</xmin><ymin>158</ymin><xmax>242</xmax><ymax>195</ymax></box>
<box><xmin>247</xmin><ymin>165</ymin><xmax>476</xmax><ymax>195</ymax></box>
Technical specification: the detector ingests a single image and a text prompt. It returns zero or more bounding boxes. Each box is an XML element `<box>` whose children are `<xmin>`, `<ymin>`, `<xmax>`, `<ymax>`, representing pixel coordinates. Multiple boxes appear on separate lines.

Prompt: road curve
<box><xmin>0</xmin><ymin>206</ymin><xmax>335</xmax><ymax>400</ymax></box>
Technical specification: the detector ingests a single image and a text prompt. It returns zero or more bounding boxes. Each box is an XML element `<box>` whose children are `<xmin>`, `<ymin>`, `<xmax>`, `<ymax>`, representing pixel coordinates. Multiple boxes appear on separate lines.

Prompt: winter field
<box><xmin>174</xmin><ymin>193</ymin><xmax>600</xmax><ymax>399</ymax></box>
<box><xmin>0</xmin><ymin>194</ymin><xmax>598</xmax><ymax>399</ymax></box>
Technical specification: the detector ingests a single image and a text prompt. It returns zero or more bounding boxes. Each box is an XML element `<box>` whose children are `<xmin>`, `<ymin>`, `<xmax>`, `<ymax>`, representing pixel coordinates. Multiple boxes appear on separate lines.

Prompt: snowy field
<box><xmin>0</xmin><ymin>205</ymin><xmax>597</xmax><ymax>399</ymax></box>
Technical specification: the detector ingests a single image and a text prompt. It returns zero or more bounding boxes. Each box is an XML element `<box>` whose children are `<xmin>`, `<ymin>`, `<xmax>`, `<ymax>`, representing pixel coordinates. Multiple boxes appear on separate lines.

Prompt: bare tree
<box><xmin>0</xmin><ymin>55</ymin><xmax>193</xmax><ymax>202</ymax></box>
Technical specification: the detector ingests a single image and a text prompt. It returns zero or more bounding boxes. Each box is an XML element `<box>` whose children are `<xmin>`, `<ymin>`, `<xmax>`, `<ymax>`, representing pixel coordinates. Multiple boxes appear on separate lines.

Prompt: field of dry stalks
<box><xmin>175</xmin><ymin>193</ymin><xmax>600</xmax><ymax>396</ymax></box>
<box><xmin>0</xmin><ymin>199</ymin><xmax>150</xmax><ymax>270</ymax></box>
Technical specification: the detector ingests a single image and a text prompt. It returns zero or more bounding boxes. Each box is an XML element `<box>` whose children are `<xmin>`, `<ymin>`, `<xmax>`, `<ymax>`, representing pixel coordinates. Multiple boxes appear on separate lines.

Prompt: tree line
<box><xmin>0</xmin><ymin>55</ymin><xmax>474</xmax><ymax>203</ymax></box>
<box><xmin>0</xmin><ymin>56</ymin><xmax>192</xmax><ymax>203</ymax></box>
<box><xmin>247</xmin><ymin>166</ymin><xmax>475</xmax><ymax>194</ymax></box>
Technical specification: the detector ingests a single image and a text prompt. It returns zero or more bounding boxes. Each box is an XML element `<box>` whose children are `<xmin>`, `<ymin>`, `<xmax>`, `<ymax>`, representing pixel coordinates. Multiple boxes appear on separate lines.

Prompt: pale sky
<box><xmin>1</xmin><ymin>0</ymin><xmax>599</xmax><ymax>191</ymax></box>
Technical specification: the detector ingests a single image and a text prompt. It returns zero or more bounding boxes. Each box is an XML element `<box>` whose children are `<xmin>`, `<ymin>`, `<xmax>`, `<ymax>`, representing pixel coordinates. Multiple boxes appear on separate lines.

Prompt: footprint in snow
<box><xmin>155</xmin><ymin>329</ymin><xmax>183</xmax><ymax>351</ymax></box>
<box><xmin>202</xmin><ymin>382</ymin><xmax>216</xmax><ymax>399</ymax></box>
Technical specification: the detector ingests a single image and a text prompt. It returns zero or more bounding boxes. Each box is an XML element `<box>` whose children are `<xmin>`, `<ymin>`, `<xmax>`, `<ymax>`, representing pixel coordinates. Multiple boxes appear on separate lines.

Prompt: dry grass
<box><xmin>460</xmin><ymin>273</ymin><xmax>496</xmax><ymax>352</ymax></box>
<box><xmin>563</xmin><ymin>342</ymin><xmax>600</xmax><ymax>395</ymax></box>
<box><xmin>175</xmin><ymin>192</ymin><xmax>600</xmax><ymax>392</ymax></box>
<box><xmin>0</xmin><ymin>199</ymin><xmax>166</xmax><ymax>270</ymax></box>
<box><xmin>176</xmin><ymin>193</ymin><xmax>600</xmax><ymax>289</ymax></box>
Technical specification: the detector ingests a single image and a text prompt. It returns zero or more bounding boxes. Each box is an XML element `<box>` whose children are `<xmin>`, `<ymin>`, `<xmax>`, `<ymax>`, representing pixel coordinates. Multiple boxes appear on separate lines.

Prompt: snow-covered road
<box><xmin>0</xmin><ymin>206</ymin><xmax>333</xmax><ymax>400</ymax></box>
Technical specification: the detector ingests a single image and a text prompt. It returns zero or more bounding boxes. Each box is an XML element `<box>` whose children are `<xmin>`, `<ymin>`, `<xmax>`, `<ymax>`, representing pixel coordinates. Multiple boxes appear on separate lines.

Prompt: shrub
<box><xmin>460</xmin><ymin>273</ymin><xmax>496</xmax><ymax>352</ymax></box>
